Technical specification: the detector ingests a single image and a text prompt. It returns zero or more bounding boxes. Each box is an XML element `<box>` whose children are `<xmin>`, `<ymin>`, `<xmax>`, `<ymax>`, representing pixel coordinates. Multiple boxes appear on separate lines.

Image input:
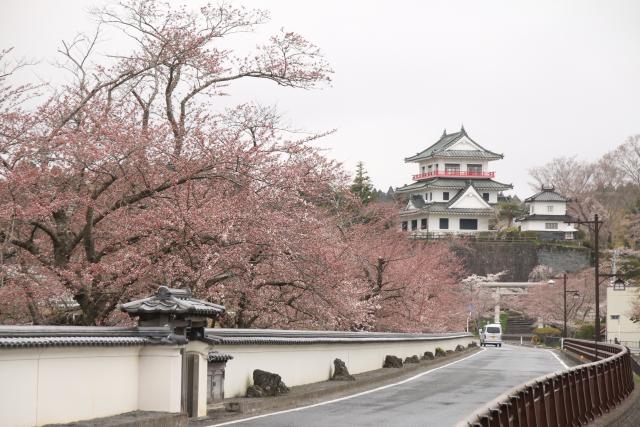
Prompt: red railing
<box><xmin>455</xmin><ymin>339</ymin><xmax>634</xmax><ymax>427</ymax></box>
<box><xmin>412</xmin><ymin>170</ymin><xmax>495</xmax><ymax>181</ymax></box>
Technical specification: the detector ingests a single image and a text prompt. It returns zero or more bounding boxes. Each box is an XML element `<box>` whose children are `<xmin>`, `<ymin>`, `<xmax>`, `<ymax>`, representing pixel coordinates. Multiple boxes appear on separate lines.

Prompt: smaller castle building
<box><xmin>516</xmin><ymin>185</ymin><xmax>576</xmax><ymax>240</ymax></box>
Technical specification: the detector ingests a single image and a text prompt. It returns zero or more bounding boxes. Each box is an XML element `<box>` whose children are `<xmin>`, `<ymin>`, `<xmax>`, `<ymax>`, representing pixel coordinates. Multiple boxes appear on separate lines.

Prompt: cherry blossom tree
<box><xmin>517</xmin><ymin>268</ymin><xmax>600</xmax><ymax>328</ymax></box>
<box><xmin>341</xmin><ymin>203</ymin><xmax>469</xmax><ymax>332</ymax></box>
<box><xmin>0</xmin><ymin>1</ymin><xmax>337</xmax><ymax>325</ymax></box>
<box><xmin>0</xmin><ymin>2</ymin><xmax>469</xmax><ymax>332</ymax></box>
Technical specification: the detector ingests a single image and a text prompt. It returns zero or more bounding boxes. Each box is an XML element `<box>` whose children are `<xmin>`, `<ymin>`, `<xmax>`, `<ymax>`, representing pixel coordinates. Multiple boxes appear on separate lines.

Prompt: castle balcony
<box><xmin>412</xmin><ymin>170</ymin><xmax>495</xmax><ymax>181</ymax></box>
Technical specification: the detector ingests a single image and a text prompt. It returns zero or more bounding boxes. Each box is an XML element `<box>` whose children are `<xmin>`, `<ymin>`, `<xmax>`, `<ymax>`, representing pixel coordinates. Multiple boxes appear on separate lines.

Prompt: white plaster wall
<box><xmin>519</xmin><ymin>220</ymin><xmax>575</xmax><ymax>232</ymax></box>
<box><xmin>528</xmin><ymin>201</ymin><xmax>567</xmax><ymax>215</ymax></box>
<box><xmin>606</xmin><ymin>286</ymin><xmax>640</xmax><ymax>344</ymax></box>
<box><xmin>0</xmin><ymin>345</ymin><xmax>183</xmax><ymax>427</ymax></box>
<box><xmin>217</xmin><ymin>336</ymin><xmax>474</xmax><ymax>397</ymax></box>
<box><xmin>138</xmin><ymin>346</ymin><xmax>183</xmax><ymax>413</ymax></box>
<box><xmin>428</xmin><ymin>216</ymin><xmax>489</xmax><ymax>233</ymax></box>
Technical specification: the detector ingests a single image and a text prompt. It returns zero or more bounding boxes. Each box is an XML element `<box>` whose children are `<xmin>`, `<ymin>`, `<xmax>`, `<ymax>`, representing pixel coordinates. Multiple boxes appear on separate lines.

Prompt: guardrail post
<box><xmin>584</xmin><ymin>365</ymin><xmax>596</xmax><ymax>421</ymax></box>
<box><xmin>547</xmin><ymin>377</ymin><xmax>560</xmax><ymax>427</ymax></box>
<box><xmin>537</xmin><ymin>381</ymin><xmax>549</xmax><ymax>427</ymax></box>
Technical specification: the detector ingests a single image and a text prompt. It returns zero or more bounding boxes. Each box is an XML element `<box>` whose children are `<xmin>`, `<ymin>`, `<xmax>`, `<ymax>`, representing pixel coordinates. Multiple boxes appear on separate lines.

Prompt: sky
<box><xmin>1</xmin><ymin>0</ymin><xmax>639</xmax><ymax>198</ymax></box>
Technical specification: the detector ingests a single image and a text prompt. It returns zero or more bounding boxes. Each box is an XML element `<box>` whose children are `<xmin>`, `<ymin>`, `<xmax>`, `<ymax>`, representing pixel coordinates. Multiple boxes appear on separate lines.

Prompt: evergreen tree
<box><xmin>497</xmin><ymin>200</ymin><xmax>525</xmax><ymax>227</ymax></box>
<box><xmin>351</xmin><ymin>161</ymin><xmax>375</xmax><ymax>204</ymax></box>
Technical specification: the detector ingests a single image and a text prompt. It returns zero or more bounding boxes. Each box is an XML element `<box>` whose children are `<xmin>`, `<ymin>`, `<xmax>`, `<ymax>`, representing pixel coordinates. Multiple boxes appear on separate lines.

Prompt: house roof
<box><xmin>405</xmin><ymin>127</ymin><xmax>503</xmax><ymax>162</ymax></box>
<box><xmin>396</xmin><ymin>178</ymin><xmax>513</xmax><ymax>194</ymax></box>
<box><xmin>524</xmin><ymin>185</ymin><xmax>569</xmax><ymax>203</ymax></box>
<box><xmin>121</xmin><ymin>286</ymin><xmax>225</xmax><ymax>318</ymax></box>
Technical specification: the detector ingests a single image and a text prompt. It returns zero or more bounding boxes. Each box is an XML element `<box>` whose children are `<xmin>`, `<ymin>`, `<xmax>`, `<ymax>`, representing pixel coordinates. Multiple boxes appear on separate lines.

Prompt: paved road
<box><xmin>214</xmin><ymin>345</ymin><xmax>569</xmax><ymax>427</ymax></box>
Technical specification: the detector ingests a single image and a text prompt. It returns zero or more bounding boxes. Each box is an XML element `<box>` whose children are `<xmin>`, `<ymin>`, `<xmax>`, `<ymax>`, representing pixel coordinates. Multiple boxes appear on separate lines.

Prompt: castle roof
<box><xmin>524</xmin><ymin>185</ymin><xmax>569</xmax><ymax>203</ymax></box>
<box><xmin>396</xmin><ymin>178</ymin><xmax>512</xmax><ymax>194</ymax></box>
<box><xmin>401</xmin><ymin>182</ymin><xmax>496</xmax><ymax>216</ymax></box>
<box><xmin>405</xmin><ymin>127</ymin><xmax>503</xmax><ymax>162</ymax></box>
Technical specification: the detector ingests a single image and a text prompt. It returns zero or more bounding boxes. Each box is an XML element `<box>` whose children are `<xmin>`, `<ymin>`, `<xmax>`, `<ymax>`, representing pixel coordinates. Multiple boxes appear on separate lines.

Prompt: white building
<box><xmin>396</xmin><ymin>126</ymin><xmax>512</xmax><ymax>235</ymax></box>
<box><xmin>516</xmin><ymin>185</ymin><xmax>577</xmax><ymax>240</ymax></box>
<box><xmin>606</xmin><ymin>284</ymin><xmax>640</xmax><ymax>348</ymax></box>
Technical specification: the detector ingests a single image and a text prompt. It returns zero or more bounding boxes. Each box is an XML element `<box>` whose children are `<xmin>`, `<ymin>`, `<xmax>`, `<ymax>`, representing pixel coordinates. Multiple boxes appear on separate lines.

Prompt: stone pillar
<box><xmin>184</xmin><ymin>341</ymin><xmax>210</xmax><ymax>418</ymax></box>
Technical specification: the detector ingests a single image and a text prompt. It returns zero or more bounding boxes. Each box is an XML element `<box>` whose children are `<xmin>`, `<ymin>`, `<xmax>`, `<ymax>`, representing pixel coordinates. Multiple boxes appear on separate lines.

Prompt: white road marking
<box><xmin>547</xmin><ymin>349</ymin><xmax>569</xmax><ymax>369</ymax></box>
<box><xmin>207</xmin><ymin>348</ymin><xmax>487</xmax><ymax>426</ymax></box>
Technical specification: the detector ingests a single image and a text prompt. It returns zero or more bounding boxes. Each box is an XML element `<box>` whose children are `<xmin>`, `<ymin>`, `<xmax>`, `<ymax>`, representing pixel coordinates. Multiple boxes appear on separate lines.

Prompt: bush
<box><xmin>434</xmin><ymin>347</ymin><xmax>446</xmax><ymax>357</ymax></box>
<box><xmin>574</xmin><ymin>324</ymin><xmax>595</xmax><ymax>340</ymax></box>
<box><xmin>498</xmin><ymin>227</ymin><xmax>521</xmax><ymax>239</ymax></box>
<box><xmin>533</xmin><ymin>327</ymin><xmax>562</xmax><ymax>337</ymax></box>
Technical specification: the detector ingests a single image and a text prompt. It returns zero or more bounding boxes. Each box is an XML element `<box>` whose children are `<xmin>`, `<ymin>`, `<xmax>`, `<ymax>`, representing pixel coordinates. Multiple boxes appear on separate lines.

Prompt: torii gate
<box><xmin>480</xmin><ymin>282</ymin><xmax>546</xmax><ymax>324</ymax></box>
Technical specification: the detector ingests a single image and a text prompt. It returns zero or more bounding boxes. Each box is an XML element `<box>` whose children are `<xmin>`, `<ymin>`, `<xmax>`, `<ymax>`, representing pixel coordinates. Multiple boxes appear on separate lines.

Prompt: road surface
<box><xmin>212</xmin><ymin>345</ymin><xmax>570</xmax><ymax>427</ymax></box>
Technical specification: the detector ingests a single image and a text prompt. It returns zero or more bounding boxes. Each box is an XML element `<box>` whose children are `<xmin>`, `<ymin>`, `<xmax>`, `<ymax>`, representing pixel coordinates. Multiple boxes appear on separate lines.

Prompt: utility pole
<box><xmin>567</xmin><ymin>214</ymin><xmax>604</xmax><ymax>358</ymax></box>
<box><xmin>563</xmin><ymin>273</ymin><xmax>567</xmax><ymax>338</ymax></box>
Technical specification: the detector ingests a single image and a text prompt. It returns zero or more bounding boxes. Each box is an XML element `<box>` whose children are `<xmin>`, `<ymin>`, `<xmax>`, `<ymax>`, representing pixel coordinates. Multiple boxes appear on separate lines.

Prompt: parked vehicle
<box><xmin>480</xmin><ymin>324</ymin><xmax>502</xmax><ymax>347</ymax></box>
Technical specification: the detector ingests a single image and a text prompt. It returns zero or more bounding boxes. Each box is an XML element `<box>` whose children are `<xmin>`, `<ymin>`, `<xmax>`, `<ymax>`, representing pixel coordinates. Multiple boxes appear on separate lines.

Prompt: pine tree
<box><xmin>351</xmin><ymin>161</ymin><xmax>375</xmax><ymax>204</ymax></box>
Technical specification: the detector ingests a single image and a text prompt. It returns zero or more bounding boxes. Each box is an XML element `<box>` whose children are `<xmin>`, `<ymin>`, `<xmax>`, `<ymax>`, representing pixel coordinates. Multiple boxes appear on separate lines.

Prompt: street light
<box><xmin>548</xmin><ymin>273</ymin><xmax>580</xmax><ymax>338</ymax></box>
<box><xmin>613</xmin><ymin>277</ymin><xmax>626</xmax><ymax>291</ymax></box>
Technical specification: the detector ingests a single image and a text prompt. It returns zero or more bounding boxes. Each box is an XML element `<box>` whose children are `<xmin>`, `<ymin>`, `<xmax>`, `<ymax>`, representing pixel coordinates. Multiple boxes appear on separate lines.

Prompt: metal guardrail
<box><xmin>456</xmin><ymin>338</ymin><xmax>635</xmax><ymax>427</ymax></box>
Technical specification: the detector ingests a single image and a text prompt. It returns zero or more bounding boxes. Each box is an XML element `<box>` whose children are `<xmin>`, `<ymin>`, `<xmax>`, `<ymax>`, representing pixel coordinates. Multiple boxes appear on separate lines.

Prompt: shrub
<box><xmin>434</xmin><ymin>347</ymin><xmax>446</xmax><ymax>357</ymax></box>
<box><xmin>533</xmin><ymin>326</ymin><xmax>562</xmax><ymax>336</ymax></box>
<box><xmin>574</xmin><ymin>324</ymin><xmax>595</xmax><ymax>340</ymax></box>
<box><xmin>499</xmin><ymin>227</ymin><xmax>521</xmax><ymax>238</ymax></box>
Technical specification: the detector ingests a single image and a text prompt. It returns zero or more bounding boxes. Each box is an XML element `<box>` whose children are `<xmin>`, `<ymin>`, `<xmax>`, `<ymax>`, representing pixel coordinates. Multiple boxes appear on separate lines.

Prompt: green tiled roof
<box><xmin>396</xmin><ymin>178</ymin><xmax>512</xmax><ymax>193</ymax></box>
<box><xmin>405</xmin><ymin>128</ymin><xmax>503</xmax><ymax>162</ymax></box>
<box><xmin>401</xmin><ymin>203</ymin><xmax>495</xmax><ymax>216</ymax></box>
<box><xmin>524</xmin><ymin>186</ymin><xmax>569</xmax><ymax>203</ymax></box>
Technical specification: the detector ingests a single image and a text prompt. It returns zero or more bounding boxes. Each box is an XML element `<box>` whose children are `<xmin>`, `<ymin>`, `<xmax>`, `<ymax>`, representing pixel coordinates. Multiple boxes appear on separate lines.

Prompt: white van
<box><xmin>480</xmin><ymin>323</ymin><xmax>502</xmax><ymax>347</ymax></box>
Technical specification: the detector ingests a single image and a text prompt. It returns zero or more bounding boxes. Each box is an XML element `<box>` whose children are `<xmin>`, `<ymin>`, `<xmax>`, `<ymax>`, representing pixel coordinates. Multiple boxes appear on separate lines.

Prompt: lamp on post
<box><xmin>548</xmin><ymin>273</ymin><xmax>580</xmax><ymax>338</ymax></box>
<box><xmin>613</xmin><ymin>276</ymin><xmax>626</xmax><ymax>291</ymax></box>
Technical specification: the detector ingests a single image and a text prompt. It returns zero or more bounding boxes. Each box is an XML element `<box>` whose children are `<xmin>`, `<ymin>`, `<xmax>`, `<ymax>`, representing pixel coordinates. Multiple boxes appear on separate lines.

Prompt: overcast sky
<box><xmin>2</xmin><ymin>0</ymin><xmax>639</xmax><ymax>197</ymax></box>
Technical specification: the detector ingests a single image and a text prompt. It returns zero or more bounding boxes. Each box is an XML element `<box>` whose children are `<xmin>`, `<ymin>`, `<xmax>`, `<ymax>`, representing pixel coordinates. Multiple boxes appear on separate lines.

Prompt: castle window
<box><xmin>482</xmin><ymin>193</ymin><xmax>490</xmax><ymax>202</ymax></box>
<box><xmin>401</xmin><ymin>221</ymin><xmax>407</xmax><ymax>231</ymax></box>
<box><xmin>460</xmin><ymin>219</ymin><xmax>478</xmax><ymax>230</ymax></box>
<box><xmin>444</xmin><ymin>163</ymin><xmax>460</xmax><ymax>174</ymax></box>
<box><xmin>421</xmin><ymin>218</ymin><xmax>427</xmax><ymax>229</ymax></box>
<box><xmin>467</xmin><ymin>164</ymin><xmax>482</xmax><ymax>174</ymax></box>
<box><xmin>545</xmin><ymin>223</ymin><xmax>558</xmax><ymax>230</ymax></box>
<box><xmin>547</xmin><ymin>205</ymin><xmax>554</xmax><ymax>213</ymax></box>
<box><xmin>411</xmin><ymin>219</ymin><xmax>418</xmax><ymax>230</ymax></box>
<box><xmin>443</xmin><ymin>192</ymin><xmax>449</xmax><ymax>201</ymax></box>
<box><xmin>439</xmin><ymin>218</ymin><xmax>449</xmax><ymax>229</ymax></box>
